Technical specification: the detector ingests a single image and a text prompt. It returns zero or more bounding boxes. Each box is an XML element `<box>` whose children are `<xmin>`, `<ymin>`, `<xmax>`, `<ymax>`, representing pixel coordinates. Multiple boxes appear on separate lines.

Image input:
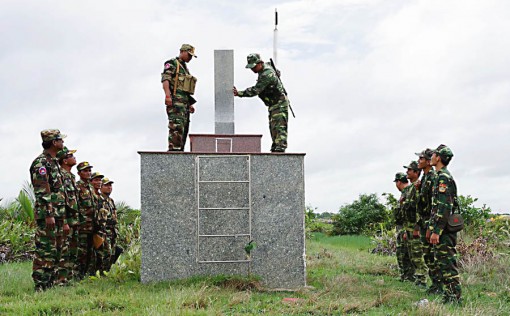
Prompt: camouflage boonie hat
<box><xmin>180</xmin><ymin>44</ymin><xmax>197</xmax><ymax>57</ymax></box>
<box><xmin>403</xmin><ymin>161</ymin><xmax>420</xmax><ymax>171</ymax></box>
<box><xmin>434</xmin><ymin>144</ymin><xmax>454</xmax><ymax>163</ymax></box>
<box><xmin>41</xmin><ymin>129</ymin><xmax>66</xmax><ymax>142</ymax></box>
<box><xmin>77</xmin><ymin>161</ymin><xmax>93</xmax><ymax>171</ymax></box>
<box><xmin>393</xmin><ymin>172</ymin><xmax>407</xmax><ymax>182</ymax></box>
<box><xmin>102</xmin><ymin>177</ymin><xmax>114</xmax><ymax>185</ymax></box>
<box><xmin>91</xmin><ymin>172</ymin><xmax>104</xmax><ymax>179</ymax></box>
<box><xmin>56</xmin><ymin>146</ymin><xmax>77</xmax><ymax>160</ymax></box>
<box><xmin>245</xmin><ymin>53</ymin><xmax>262</xmax><ymax>68</ymax></box>
<box><xmin>415</xmin><ymin>148</ymin><xmax>433</xmax><ymax>160</ymax></box>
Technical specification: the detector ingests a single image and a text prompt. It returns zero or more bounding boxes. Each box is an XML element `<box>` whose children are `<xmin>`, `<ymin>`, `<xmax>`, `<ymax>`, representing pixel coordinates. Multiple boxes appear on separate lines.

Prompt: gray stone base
<box><xmin>139</xmin><ymin>152</ymin><xmax>306</xmax><ymax>289</ymax></box>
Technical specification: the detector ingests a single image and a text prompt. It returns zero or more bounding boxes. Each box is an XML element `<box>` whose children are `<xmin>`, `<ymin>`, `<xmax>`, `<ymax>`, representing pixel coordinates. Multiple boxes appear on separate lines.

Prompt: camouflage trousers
<box><xmin>407</xmin><ymin>229</ymin><xmax>427</xmax><ymax>285</ymax></box>
<box><xmin>33</xmin><ymin>218</ymin><xmax>69</xmax><ymax>290</ymax></box>
<box><xmin>77</xmin><ymin>231</ymin><xmax>95</xmax><ymax>278</ymax></box>
<box><xmin>62</xmin><ymin>225</ymin><xmax>80</xmax><ymax>280</ymax></box>
<box><xmin>94</xmin><ymin>231</ymin><xmax>112</xmax><ymax>274</ymax></box>
<box><xmin>268</xmin><ymin>101</ymin><xmax>288</xmax><ymax>152</ymax></box>
<box><xmin>166</xmin><ymin>102</ymin><xmax>190</xmax><ymax>151</ymax></box>
<box><xmin>434</xmin><ymin>231</ymin><xmax>461</xmax><ymax>301</ymax></box>
<box><xmin>396</xmin><ymin>229</ymin><xmax>414</xmax><ymax>280</ymax></box>
<box><xmin>421</xmin><ymin>226</ymin><xmax>441</xmax><ymax>290</ymax></box>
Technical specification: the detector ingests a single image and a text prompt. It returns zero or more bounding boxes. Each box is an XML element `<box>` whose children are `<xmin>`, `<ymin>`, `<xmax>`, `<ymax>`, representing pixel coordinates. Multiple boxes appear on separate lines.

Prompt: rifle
<box><xmin>269</xmin><ymin>58</ymin><xmax>295</xmax><ymax>118</ymax></box>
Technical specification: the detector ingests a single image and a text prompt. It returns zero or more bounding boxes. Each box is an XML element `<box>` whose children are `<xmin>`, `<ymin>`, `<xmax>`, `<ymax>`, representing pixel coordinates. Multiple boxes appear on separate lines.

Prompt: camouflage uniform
<box><xmin>402</xmin><ymin>161</ymin><xmax>427</xmax><ymax>286</ymax></box>
<box><xmin>394</xmin><ymin>173</ymin><xmax>414</xmax><ymax>281</ymax></box>
<box><xmin>91</xmin><ymin>172</ymin><xmax>111</xmax><ymax>273</ymax></box>
<box><xmin>101</xmin><ymin>177</ymin><xmax>119</xmax><ymax>270</ymax></box>
<box><xmin>29</xmin><ymin>129</ymin><xmax>69</xmax><ymax>290</ymax></box>
<box><xmin>415</xmin><ymin>149</ymin><xmax>441</xmax><ymax>293</ymax></box>
<box><xmin>57</xmin><ymin>147</ymin><xmax>80</xmax><ymax>279</ymax></box>
<box><xmin>76</xmin><ymin>162</ymin><xmax>97</xmax><ymax>277</ymax></box>
<box><xmin>161</xmin><ymin>44</ymin><xmax>197</xmax><ymax>151</ymax></box>
<box><xmin>237</xmin><ymin>53</ymin><xmax>289</xmax><ymax>152</ymax></box>
<box><xmin>430</xmin><ymin>146</ymin><xmax>461</xmax><ymax>303</ymax></box>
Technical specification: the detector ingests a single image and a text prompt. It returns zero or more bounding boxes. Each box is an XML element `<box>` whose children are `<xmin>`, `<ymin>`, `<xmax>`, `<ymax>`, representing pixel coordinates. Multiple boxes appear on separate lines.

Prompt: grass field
<box><xmin>1</xmin><ymin>234</ymin><xmax>509</xmax><ymax>315</ymax></box>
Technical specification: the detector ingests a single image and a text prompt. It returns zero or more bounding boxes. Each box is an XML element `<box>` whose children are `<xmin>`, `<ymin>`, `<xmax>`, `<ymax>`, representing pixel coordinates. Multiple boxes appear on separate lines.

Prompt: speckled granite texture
<box><xmin>139</xmin><ymin>152</ymin><xmax>306</xmax><ymax>289</ymax></box>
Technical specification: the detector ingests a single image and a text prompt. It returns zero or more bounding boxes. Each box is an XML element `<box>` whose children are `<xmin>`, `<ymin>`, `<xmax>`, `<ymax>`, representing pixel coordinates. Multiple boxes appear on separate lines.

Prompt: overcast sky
<box><xmin>1</xmin><ymin>0</ymin><xmax>509</xmax><ymax>213</ymax></box>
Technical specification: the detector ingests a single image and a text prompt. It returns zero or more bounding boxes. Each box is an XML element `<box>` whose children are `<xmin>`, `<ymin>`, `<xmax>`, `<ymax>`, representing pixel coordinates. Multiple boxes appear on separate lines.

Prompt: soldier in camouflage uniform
<box><xmin>233</xmin><ymin>53</ymin><xmax>289</xmax><ymax>152</ymax></box>
<box><xmin>100</xmin><ymin>177</ymin><xmax>120</xmax><ymax>270</ymax></box>
<box><xmin>161</xmin><ymin>44</ymin><xmax>198</xmax><ymax>151</ymax></box>
<box><xmin>402</xmin><ymin>161</ymin><xmax>427</xmax><ymax>287</ymax></box>
<box><xmin>76</xmin><ymin>161</ymin><xmax>97</xmax><ymax>277</ymax></box>
<box><xmin>429</xmin><ymin>145</ymin><xmax>462</xmax><ymax>304</ymax></box>
<box><xmin>91</xmin><ymin>172</ymin><xmax>111</xmax><ymax>273</ymax></box>
<box><xmin>57</xmin><ymin>147</ymin><xmax>80</xmax><ymax>279</ymax></box>
<box><xmin>393</xmin><ymin>172</ymin><xmax>414</xmax><ymax>281</ymax></box>
<box><xmin>29</xmin><ymin>129</ymin><xmax>70</xmax><ymax>290</ymax></box>
<box><xmin>415</xmin><ymin>148</ymin><xmax>442</xmax><ymax>294</ymax></box>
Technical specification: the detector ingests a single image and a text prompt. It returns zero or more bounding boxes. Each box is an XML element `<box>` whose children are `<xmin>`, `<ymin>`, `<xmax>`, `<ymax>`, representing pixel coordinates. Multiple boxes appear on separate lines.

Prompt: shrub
<box><xmin>305</xmin><ymin>206</ymin><xmax>334</xmax><ymax>238</ymax></box>
<box><xmin>331</xmin><ymin>194</ymin><xmax>390</xmax><ymax>236</ymax></box>
<box><xmin>457</xmin><ymin>195</ymin><xmax>491</xmax><ymax>232</ymax></box>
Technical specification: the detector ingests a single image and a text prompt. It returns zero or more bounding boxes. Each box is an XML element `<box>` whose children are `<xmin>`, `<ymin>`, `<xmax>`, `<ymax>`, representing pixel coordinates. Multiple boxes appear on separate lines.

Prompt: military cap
<box><xmin>41</xmin><ymin>129</ymin><xmax>66</xmax><ymax>142</ymax></box>
<box><xmin>415</xmin><ymin>148</ymin><xmax>433</xmax><ymax>160</ymax></box>
<box><xmin>91</xmin><ymin>172</ymin><xmax>104</xmax><ymax>179</ymax></box>
<box><xmin>393</xmin><ymin>172</ymin><xmax>407</xmax><ymax>182</ymax></box>
<box><xmin>180</xmin><ymin>44</ymin><xmax>197</xmax><ymax>57</ymax></box>
<box><xmin>56</xmin><ymin>146</ymin><xmax>77</xmax><ymax>160</ymax></box>
<box><xmin>77</xmin><ymin>161</ymin><xmax>93</xmax><ymax>171</ymax></box>
<box><xmin>102</xmin><ymin>177</ymin><xmax>114</xmax><ymax>185</ymax></box>
<box><xmin>245</xmin><ymin>53</ymin><xmax>262</xmax><ymax>68</ymax></box>
<box><xmin>434</xmin><ymin>144</ymin><xmax>454</xmax><ymax>163</ymax></box>
<box><xmin>403</xmin><ymin>161</ymin><xmax>420</xmax><ymax>171</ymax></box>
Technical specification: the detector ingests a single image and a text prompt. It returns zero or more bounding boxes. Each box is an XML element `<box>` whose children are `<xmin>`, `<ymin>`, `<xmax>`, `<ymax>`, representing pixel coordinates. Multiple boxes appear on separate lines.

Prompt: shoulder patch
<box><xmin>164</xmin><ymin>63</ymin><xmax>171</xmax><ymax>70</ymax></box>
<box><xmin>438</xmin><ymin>183</ymin><xmax>447</xmax><ymax>193</ymax></box>
<box><xmin>38</xmin><ymin>167</ymin><xmax>47</xmax><ymax>175</ymax></box>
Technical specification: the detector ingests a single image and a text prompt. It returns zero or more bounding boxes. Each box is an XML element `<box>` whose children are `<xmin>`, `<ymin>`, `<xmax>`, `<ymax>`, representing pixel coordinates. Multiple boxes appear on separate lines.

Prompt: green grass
<box><xmin>1</xmin><ymin>234</ymin><xmax>509</xmax><ymax>315</ymax></box>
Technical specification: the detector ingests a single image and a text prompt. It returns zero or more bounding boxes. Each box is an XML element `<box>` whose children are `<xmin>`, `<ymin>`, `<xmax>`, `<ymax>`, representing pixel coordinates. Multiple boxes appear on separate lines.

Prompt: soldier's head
<box><xmin>179</xmin><ymin>44</ymin><xmax>197</xmax><ymax>62</ymax></box>
<box><xmin>101</xmin><ymin>177</ymin><xmax>114</xmax><ymax>195</ymax></box>
<box><xmin>57</xmin><ymin>146</ymin><xmax>77</xmax><ymax>167</ymax></box>
<box><xmin>77</xmin><ymin>161</ymin><xmax>93</xmax><ymax>181</ymax></box>
<box><xmin>403</xmin><ymin>160</ymin><xmax>421</xmax><ymax>181</ymax></box>
<box><xmin>91</xmin><ymin>172</ymin><xmax>104</xmax><ymax>190</ymax></box>
<box><xmin>41</xmin><ymin>129</ymin><xmax>65</xmax><ymax>150</ymax></box>
<box><xmin>415</xmin><ymin>148</ymin><xmax>433</xmax><ymax>169</ymax></box>
<box><xmin>431</xmin><ymin>144</ymin><xmax>453</xmax><ymax>167</ymax></box>
<box><xmin>245</xmin><ymin>53</ymin><xmax>264</xmax><ymax>73</ymax></box>
<box><xmin>393</xmin><ymin>172</ymin><xmax>408</xmax><ymax>191</ymax></box>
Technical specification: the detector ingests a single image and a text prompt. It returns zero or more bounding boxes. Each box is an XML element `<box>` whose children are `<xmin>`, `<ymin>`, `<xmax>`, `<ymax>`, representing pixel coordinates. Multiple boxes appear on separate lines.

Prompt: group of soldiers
<box><xmin>29</xmin><ymin>129</ymin><xmax>120</xmax><ymax>291</ymax></box>
<box><xmin>393</xmin><ymin>144</ymin><xmax>462</xmax><ymax>304</ymax></box>
<box><xmin>161</xmin><ymin>44</ymin><xmax>289</xmax><ymax>153</ymax></box>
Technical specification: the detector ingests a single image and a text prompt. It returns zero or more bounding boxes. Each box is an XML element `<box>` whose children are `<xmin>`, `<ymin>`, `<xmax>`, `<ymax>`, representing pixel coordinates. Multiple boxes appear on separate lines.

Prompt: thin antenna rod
<box><xmin>273</xmin><ymin>8</ymin><xmax>278</xmax><ymax>65</ymax></box>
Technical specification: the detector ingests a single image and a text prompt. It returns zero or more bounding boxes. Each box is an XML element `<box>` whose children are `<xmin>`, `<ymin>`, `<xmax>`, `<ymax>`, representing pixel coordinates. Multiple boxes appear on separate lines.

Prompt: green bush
<box><xmin>305</xmin><ymin>207</ymin><xmax>333</xmax><ymax>238</ymax></box>
<box><xmin>331</xmin><ymin>194</ymin><xmax>390</xmax><ymax>236</ymax></box>
<box><xmin>457</xmin><ymin>195</ymin><xmax>491</xmax><ymax>232</ymax></box>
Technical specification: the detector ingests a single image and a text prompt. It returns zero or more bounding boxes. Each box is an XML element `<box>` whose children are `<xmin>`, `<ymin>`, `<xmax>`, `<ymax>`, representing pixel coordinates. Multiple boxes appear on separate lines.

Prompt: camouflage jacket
<box><xmin>395</xmin><ymin>185</ymin><xmax>410</xmax><ymax>226</ymax></box>
<box><xmin>416</xmin><ymin>169</ymin><xmax>437</xmax><ymax>227</ymax></box>
<box><xmin>101</xmin><ymin>193</ymin><xmax>118</xmax><ymax>234</ymax></box>
<box><xmin>161</xmin><ymin>57</ymin><xmax>196</xmax><ymax>105</ymax></box>
<box><xmin>61</xmin><ymin>169</ymin><xmax>79</xmax><ymax>226</ymax></box>
<box><xmin>76</xmin><ymin>179</ymin><xmax>97</xmax><ymax>232</ymax></box>
<box><xmin>237</xmin><ymin>63</ymin><xmax>288</xmax><ymax>110</ymax></box>
<box><xmin>402</xmin><ymin>180</ymin><xmax>420</xmax><ymax>230</ymax></box>
<box><xmin>430</xmin><ymin>168</ymin><xmax>458</xmax><ymax>235</ymax></box>
<box><xmin>94</xmin><ymin>191</ymin><xmax>109</xmax><ymax>235</ymax></box>
<box><xmin>29</xmin><ymin>150</ymin><xmax>66</xmax><ymax>220</ymax></box>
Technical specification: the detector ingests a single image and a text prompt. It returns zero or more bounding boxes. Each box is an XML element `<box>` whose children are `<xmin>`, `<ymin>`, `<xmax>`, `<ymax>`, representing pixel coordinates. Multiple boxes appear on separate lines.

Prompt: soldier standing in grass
<box><xmin>161</xmin><ymin>44</ymin><xmax>198</xmax><ymax>151</ymax></box>
<box><xmin>429</xmin><ymin>145</ymin><xmax>462</xmax><ymax>304</ymax></box>
<box><xmin>29</xmin><ymin>129</ymin><xmax>70</xmax><ymax>290</ymax></box>
<box><xmin>57</xmin><ymin>146</ymin><xmax>80</xmax><ymax>279</ymax></box>
<box><xmin>415</xmin><ymin>148</ymin><xmax>442</xmax><ymax>294</ymax></box>
<box><xmin>393</xmin><ymin>172</ymin><xmax>414</xmax><ymax>281</ymax></box>
<box><xmin>100</xmin><ymin>177</ymin><xmax>119</xmax><ymax>270</ymax></box>
<box><xmin>233</xmin><ymin>53</ymin><xmax>289</xmax><ymax>152</ymax></box>
<box><xmin>76</xmin><ymin>161</ymin><xmax>97</xmax><ymax>277</ymax></box>
<box><xmin>402</xmin><ymin>161</ymin><xmax>427</xmax><ymax>287</ymax></box>
<box><xmin>90</xmin><ymin>172</ymin><xmax>111</xmax><ymax>273</ymax></box>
